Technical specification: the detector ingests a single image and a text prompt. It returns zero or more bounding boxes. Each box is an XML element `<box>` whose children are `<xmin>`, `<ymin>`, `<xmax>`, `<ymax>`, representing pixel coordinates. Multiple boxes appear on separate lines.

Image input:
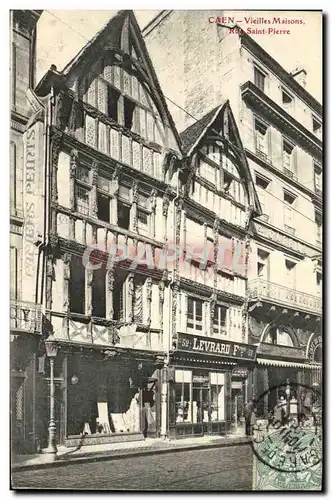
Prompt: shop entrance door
<box><xmin>192</xmin><ymin>385</ymin><xmax>210</xmax><ymax>432</ymax></box>
<box><xmin>142</xmin><ymin>379</ymin><xmax>158</xmax><ymax>437</ymax></box>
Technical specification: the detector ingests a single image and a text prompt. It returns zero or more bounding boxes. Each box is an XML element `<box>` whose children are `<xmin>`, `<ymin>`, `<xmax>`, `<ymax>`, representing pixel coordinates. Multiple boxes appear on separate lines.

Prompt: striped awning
<box><xmin>257</xmin><ymin>358</ymin><xmax>322</xmax><ymax>370</ymax></box>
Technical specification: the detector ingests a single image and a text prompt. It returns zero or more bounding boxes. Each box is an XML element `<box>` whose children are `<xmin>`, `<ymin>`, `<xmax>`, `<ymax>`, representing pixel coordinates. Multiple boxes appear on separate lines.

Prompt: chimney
<box><xmin>290</xmin><ymin>67</ymin><xmax>307</xmax><ymax>88</ymax></box>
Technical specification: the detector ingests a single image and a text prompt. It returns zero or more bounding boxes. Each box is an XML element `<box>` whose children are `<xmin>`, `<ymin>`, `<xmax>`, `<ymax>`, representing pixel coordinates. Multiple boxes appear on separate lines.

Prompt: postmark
<box><xmin>251</xmin><ymin>382</ymin><xmax>322</xmax><ymax>490</ymax></box>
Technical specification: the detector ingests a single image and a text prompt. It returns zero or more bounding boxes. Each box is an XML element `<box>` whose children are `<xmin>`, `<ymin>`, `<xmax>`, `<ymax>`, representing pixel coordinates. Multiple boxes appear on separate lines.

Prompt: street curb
<box><xmin>11</xmin><ymin>438</ymin><xmax>250</xmax><ymax>472</ymax></box>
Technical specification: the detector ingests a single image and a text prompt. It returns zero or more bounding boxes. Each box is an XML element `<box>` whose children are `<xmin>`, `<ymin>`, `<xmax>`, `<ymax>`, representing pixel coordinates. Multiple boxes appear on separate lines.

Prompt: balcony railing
<box><xmin>248</xmin><ymin>279</ymin><xmax>321</xmax><ymax>315</ymax></box>
<box><xmin>10</xmin><ymin>301</ymin><xmax>42</xmax><ymax>334</ymax></box>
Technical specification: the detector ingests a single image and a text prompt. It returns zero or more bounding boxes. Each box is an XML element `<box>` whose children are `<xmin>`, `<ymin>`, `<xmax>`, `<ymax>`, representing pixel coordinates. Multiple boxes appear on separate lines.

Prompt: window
<box><xmin>265</xmin><ymin>326</ymin><xmax>294</xmax><ymax>347</ymax></box>
<box><xmin>10</xmin><ymin>141</ymin><xmax>16</xmax><ymax>211</ymax></box>
<box><xmin>283</xmin><ymin>190</ymin><xmax>296</xmax><ymax>232</ymax></box>
<box><xmin>257</xmin><ymin>249</ymin><xmax>270</xmax><ymax>280</ymax></box>
<box><xmin>315</xmin><ymin>211</ymin><xmax>322</xmax><ymax>244</ymax></box>
<box><xmin>282</xmin><ymin>89</ymin><xmax>293</xmax><ymax>105</ymax></box>
<box><xmin>113</xmin><ymin>276</ymin><xmax>125</xmax><ymax>321</ymax></box>
<box><xmin>254</xmin><ymin>119</ymin><xmax>268</xmax><ymax>154</ymax></box>
<box><xmin>70</xmin><ymin>256</ymin><xmax>85</xmax><ymax>314</ymax></box>
<box><xmin>213</xmin><ymin>305</ymin><xmax>227</xmax><ymax>336</ymax></box>
<box><xmin>92</xmin><ymin>266</ymin><xmax>106</xmax><ymax>317</ymax></box>
<box><xmin>255</xmin><ymin>174</ymin><xmax>270</xmax><ymax>190</ymax></box>
<box><xmin>187</xmin><ymin>297</ymin><xmax>203</xmax><ymax>331</ymax></box>
<box><xmin>313</xmin><ymin>117</ymin><xmax>322</xmax><ymax>138</ymax></box>
<box><xmin>210</xmin><ymin>372</ymin><xmax>225</xmax><ymax>421</ymax></box>
<box><xmin>76</xmin><ymin>165</ymin><xmax>90</xmax><ymax>183</ymax></box>
<box><xmin>97</xmin><ymin>193</ymin><xmax>110</xmax><ymax>223</ymax></box>
<box><xmin>285</xmin><ymin>259</ymin><xmax>296</xmax><ymax>288</ymax></box>
<box><xmin>316</xmin><ymin>272</ymin><xmax>322</xmax><ymax>296</ymax></box>
<box><xmin>282</xmin><ymin>140</ymin><xmax>294</xmax><ymax>175</ymax></box>
<box><xmin>175</xmin><ymin>370</ymin><xmax>192</xmax><ymax>423</ymax></box>
<box><xmin>255</xmin><ymin>174</ymin><xmax>270</xmax><ymax>219</ymax></box>
<box><xmin>283</xmin><ymin>190</ymin><xmax>296</xmax><ymax>205</ymax></box>
<box><xmin>117</xmin><ymin>201</ymin><xmax>130</xmax><ymax>230</ymax></box>
<box><xmin>107</xmin><ymin>86</ymin><xmax>120</xmax><ymax>121</ymax></box>
<box><xmin>11</xmin><ymin>33</ymin><xmax>31</xmax><ymax>111</ymax></box>
<box><xmin>223</xmin><ymin>171</ymin><xmax>233</xmax><ymax>192</ymax></box>
<box><xmin>133</xmin><ymin>276</ymin><xmax>145</xmax><ymax>323</ymax></box>
<box><xmin>117</xmin><ymin>184</ymin><xmax>131</xmax><ymax>230</ymax></box>
<box><xmin>137</xmin><ymin>192</ymin><xmax>151</xmax><ymax>236</ymax></box>
<box><xmin>254</xmin><ymin>66</ymin><xmax>266</xmax><ymax>92</ymax></box>
<box><xmin>314</xmin><ymin>163</ymin><xmax>322</xmax><ymax>193</ymax></box>
<box><xmin>124</xmin><ymin>96</ymin><xmax>136</xmax><ymax>130</ymax></box>
<box><xmin>75</xmin><ymin>185</ymin><xmax>90</xmax><ymax>215</ymax></box>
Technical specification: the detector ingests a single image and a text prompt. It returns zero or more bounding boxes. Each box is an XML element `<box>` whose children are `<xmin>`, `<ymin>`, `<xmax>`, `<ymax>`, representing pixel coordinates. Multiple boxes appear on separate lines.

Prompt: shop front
<box><xmin>38</xmin><ymin>346</ymin><xmax>163</xmax><ymax>449</ymax></box>
<box><xmin>251</xmin><ymin>356</ymin><xmax>321</xmax><ymax>420</ymax></box>
<box><xmin>168</xmin><ymin>333</ymin><xmax>257</xmax><ymax>439</ymax></box>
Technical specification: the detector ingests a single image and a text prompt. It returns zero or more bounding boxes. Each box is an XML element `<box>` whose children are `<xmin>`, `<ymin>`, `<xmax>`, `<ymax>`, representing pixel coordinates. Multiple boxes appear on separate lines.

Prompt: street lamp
<box><xmin>44</xmin><ymin>335</ymin><xmax>59</xmax><ymax>455</ymax></box>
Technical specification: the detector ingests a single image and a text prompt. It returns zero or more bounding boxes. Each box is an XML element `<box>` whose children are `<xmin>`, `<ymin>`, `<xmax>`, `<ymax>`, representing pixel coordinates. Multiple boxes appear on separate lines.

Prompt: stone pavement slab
<box><xmin>11</xmin><ymin>434</ymin><xmax>250</xmax><ymax>472</ymax></box>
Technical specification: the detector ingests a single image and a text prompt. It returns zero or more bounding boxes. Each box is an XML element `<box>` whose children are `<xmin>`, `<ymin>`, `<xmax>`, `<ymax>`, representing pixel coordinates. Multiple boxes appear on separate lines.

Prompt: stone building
<box><xmin>167</xmin><ymin>100</ymin><xmax>262</xmax><ymax>437</ymax></box>
<box><xmin>10</xmin><ymin>9</ymin><xmax>43</xmax><ymax>454</ymax></box>
<box><xmin>143</xmin><ymin>11</ymin><xmax>322</xmax><ymax>414</ymax></box>
<box><xmin>11</xmin><ymin>9</ymin><xmax>322</xmax><ymax>453</ymax></box>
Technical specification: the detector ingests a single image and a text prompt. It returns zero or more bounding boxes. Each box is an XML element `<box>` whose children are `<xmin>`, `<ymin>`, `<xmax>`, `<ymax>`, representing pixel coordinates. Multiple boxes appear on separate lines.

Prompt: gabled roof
<box><xmin>180</xmin><ymin>100</ymin><xmax>262</xmax><ymax>216</ymax></box>
<box><xmin>36</xmin><ymin>10</ymin><xmax>182</xmax><ymax>154</ymax></box>
<box><xmin>180</xmin><ymin>103</ymin><xmax>226</xmax><ymax>155</ymax></box>
<box><xmin>62</xmin><ymin>11</ymin><xmax>123</xmax><ymax>75</ymax></box>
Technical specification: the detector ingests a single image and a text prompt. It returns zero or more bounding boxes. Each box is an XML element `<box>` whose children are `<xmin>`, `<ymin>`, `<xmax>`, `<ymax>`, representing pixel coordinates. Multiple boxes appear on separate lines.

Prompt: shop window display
<box><xmin>173</xmin><ymin>370</ymin><xmax>226</xmax><ymax>426</ymax></box>
<box><xmin>175</xmin><ymin>369</ymin><xmax>192</xmax><ymax>423</ymax></box>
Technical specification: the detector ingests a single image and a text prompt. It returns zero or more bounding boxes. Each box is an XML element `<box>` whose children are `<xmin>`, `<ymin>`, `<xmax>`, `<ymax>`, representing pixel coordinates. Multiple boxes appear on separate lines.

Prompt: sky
<box><xmin>35</xmin><ymin>10</ymin><xmax>322</xmax><ymax>104</ymax></box>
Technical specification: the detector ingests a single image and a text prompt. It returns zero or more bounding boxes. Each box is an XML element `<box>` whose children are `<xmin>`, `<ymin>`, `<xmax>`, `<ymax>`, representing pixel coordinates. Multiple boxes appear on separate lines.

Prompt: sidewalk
<box><xmin>11</xmin><ymin>433</ymin><xmax>250</xmax><ymax>472</ymax></box>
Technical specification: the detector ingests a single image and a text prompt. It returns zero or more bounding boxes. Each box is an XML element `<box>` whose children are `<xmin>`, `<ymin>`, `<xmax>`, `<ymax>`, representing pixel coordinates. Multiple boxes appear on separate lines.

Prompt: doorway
<box><xmin>141</xmin><ymin>378</ymin><xmax>158</xmax><ymax>437</ymax></box>
<box><xmin>192</xmin><ymin>384</ymin><xmax>210</xmax><ymax>429</ymax></box>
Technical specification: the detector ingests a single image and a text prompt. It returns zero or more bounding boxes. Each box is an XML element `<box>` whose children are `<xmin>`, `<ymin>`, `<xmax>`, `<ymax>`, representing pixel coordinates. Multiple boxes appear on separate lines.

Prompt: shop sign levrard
<box><xmin>177</xmin><ymin>333</ymin><xmax>257</xmax><ymax>361</ymax></box>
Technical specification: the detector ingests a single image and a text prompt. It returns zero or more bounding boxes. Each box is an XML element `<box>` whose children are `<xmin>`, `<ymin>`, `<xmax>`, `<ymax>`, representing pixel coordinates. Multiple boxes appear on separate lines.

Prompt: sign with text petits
<box><xmin>177</xmin><ymin>333</ymin><xmax>257</xmax><ymax>361</ymax></box>
<box><xmin>22</xmin><ymin>120</ymin><xmax>45</xmax><ymax>302</ymax></box>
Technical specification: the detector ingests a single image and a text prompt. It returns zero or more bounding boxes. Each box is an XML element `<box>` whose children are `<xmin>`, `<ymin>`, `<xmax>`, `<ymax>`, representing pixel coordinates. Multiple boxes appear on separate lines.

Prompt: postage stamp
<box><xmin>252</xmin><ymin>383</ymin><xmax>322</xmax><ymax>491</ymax></box>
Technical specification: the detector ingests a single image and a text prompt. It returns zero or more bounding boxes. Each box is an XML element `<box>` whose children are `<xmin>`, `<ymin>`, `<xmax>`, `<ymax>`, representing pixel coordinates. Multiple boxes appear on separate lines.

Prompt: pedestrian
<box><xmin>244</xmin><ymin>398</ymin><xmax>256</xmax><ymax>436</ymax></box>
<box><xmin>274</xmin><ymin>396</ymin><xmax>286</xmax><ymax>425</ymax></box>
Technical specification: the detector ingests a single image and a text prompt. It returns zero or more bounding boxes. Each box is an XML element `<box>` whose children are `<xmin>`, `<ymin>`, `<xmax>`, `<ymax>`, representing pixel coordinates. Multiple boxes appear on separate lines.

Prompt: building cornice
<box><xmin>252</xmin><ymin>219</ymin><xmax>322</xmax><ymax>259</ymax></box>
<box><xmin>239</xmin><ymin>32</ymin><xmax>322</xmax><ymax>117</ymax></box>
<box><xmin>241</xmin><ymin>81</ymin><xmax>322</xmax><ymax>161</ymax></box>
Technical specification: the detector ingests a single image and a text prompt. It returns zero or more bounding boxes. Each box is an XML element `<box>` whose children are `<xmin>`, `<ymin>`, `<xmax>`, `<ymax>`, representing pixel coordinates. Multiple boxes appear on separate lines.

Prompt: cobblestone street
<box><xmin>12</xmin><ymin>444</ymin><xmax>253</xmax><ymax>491</ymax></box>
